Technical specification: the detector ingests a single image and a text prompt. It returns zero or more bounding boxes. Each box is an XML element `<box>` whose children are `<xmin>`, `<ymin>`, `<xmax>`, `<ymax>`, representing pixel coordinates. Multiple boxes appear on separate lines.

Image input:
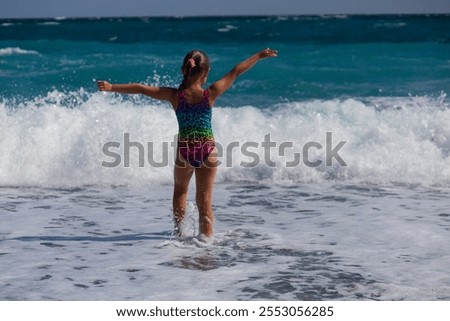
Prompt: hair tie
<box><xmin>188</xmin><ymin>58</ymin><xmax>196</xmax><ymax>69</ymax></box>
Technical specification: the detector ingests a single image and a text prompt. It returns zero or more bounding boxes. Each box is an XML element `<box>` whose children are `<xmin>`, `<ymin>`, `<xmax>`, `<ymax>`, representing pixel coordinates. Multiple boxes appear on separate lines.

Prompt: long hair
<box><xmin>179</xmin><ymin>50</ymin><xmax>210</xmax><ymax>91</ymax></box>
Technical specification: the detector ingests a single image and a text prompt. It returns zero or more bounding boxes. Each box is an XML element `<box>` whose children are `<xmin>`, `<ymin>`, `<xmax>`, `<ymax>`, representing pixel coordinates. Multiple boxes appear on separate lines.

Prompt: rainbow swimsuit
<box><xmin>175</xmin><ymin>90</ymin><xmax>215</xmax><ymax>167</ymax></box>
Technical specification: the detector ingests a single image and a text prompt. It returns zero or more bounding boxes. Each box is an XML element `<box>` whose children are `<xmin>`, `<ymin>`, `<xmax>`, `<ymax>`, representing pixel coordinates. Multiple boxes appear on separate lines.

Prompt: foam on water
<box><xmin>1</xmin><ymin>90</ymin><xmax>450</xmax><ymax>188</ymax></box>
<box><xmin>1</xmin><ymin>183</ymin><xmax>449</xmax><ymax>300</ymax></box>
<box><xmin>0</xmin><ymin>47</ymin><xmax>39</xmax><ymax>56</ymax></box>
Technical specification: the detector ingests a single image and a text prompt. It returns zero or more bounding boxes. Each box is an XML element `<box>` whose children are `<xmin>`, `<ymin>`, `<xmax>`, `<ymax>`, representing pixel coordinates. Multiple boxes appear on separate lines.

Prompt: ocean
<box><xmin>1</xmin><ymin>15</ymin><xmax>450</xmax><ymax>300</ymax></box>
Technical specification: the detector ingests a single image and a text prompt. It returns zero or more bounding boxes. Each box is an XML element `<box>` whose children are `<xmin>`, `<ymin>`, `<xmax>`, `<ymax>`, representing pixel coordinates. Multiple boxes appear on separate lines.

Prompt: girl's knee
<box><xmin>173</xmin><ymin>185</ymin><xmax>189</xmax><ymax>198</ymax></box>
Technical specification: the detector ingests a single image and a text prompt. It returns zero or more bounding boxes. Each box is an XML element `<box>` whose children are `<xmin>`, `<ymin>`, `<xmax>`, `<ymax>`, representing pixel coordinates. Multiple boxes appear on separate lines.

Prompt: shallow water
<box><xmin>1</xmin><ymin>183</ymin><xmax>449</xmax><ymax>300</ymax></box>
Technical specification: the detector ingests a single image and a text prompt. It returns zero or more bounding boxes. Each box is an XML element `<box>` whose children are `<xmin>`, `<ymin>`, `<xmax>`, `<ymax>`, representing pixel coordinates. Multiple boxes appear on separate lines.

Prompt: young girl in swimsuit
<box><xmin>97</xmin><ymin>48</ymin><xmax>277</xmax><ymax>240</ymax></box>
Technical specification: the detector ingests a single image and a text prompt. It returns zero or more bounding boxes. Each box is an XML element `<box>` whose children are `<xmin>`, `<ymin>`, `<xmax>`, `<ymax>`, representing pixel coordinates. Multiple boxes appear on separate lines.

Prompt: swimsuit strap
<box><xmin>177</xmin><ymin>90</ymin><xmax>186</xmax><ymax>102</ymax></box>
<box><xmin>177</xmin><ymin>90</ymin><xmax>210</xmax><ymax>106</ymax></box>
<box><xmin>202</xmin><ymin>89</ymin><xmax>209</xmax><ymax>100</ymax></box>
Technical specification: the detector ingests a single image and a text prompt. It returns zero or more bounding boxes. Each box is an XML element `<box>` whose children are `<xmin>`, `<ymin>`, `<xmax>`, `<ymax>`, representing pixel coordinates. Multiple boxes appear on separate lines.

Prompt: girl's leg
<box><xmin>194</xmin><ymin>152</ymin><xmax>217</xmax><ymax>237</ymax></box>
<box><xmin>173</xmin><ymin>156</ymin><xmax>194</xmax><ymax>235</ymax></box>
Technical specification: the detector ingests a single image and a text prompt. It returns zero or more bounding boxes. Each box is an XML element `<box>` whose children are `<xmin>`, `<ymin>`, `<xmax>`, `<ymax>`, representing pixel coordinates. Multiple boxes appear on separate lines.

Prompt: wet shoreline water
<box><xmin>1</xmin><ymin>183</ymin><xmax>449</xmax><ymax>300</ymax></box>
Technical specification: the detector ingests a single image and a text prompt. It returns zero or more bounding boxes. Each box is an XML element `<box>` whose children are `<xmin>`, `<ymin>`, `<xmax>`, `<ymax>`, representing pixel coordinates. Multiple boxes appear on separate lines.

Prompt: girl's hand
<box><xmin>97</xmin><ymin>80</ymin><xmax>112</xmax><ymax>91</ymax></box>
<box><xmin>258</xmin><ymin>48</ymin><xmax>278</xmax><ymax>59</ymax></box>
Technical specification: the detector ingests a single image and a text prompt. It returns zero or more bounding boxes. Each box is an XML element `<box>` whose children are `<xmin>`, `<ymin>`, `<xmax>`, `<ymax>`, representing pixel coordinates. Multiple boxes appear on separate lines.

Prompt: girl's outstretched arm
<box><xmin>208</xmin><ymin>48</ymin><xmax>277</xmax><ymax>105</ymax></box>
<box><xmin>97</xmin><ymin>81</ymin><xmax>177</xmax><ymax>106</ymax></box>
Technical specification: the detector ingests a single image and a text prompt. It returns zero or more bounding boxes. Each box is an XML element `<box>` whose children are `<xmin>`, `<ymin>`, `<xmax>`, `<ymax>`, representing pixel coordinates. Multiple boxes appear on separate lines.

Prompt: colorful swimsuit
<box><xmin>175</xmin><ymin>89</ymin><xmax>215</xmax><ymax>167</ymax></box>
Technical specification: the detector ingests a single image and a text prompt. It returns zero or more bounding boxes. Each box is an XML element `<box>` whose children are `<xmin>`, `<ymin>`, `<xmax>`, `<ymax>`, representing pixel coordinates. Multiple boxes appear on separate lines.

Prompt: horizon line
<box><xmin>1</xmin><ymin>12</ymin><xmax>450</xmax><ymax>21</ymax></box>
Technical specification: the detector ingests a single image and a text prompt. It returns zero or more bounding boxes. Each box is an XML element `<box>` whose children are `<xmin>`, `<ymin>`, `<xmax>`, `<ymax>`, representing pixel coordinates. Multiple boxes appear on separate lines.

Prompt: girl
<box><xmin>97</xmin><ymin>48</ymin><xmax>277</xmax><ymax>240</ymax></box>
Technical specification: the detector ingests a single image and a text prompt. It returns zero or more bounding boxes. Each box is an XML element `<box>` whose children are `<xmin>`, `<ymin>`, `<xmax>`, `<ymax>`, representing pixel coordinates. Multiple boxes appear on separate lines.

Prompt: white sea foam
<box><xmin>37</xmin><ymin>22</ymin><xmax>60</xmax><ymax>26</ymax></box>
<box><xmin>217</xmin><ymin>24</ymin><xmax>238</xmax><ymax>32</ymax></box>
<box><xmin>2</xmin><ymin>183</ymin><xmax>449</xmax><ymax>300</ymax></box>
<box><xmin>1</xmin><ymin>90</ymin><xmax>449</xmax><ymax>187</ymax></box>
<box><xmin>0</xmin><ymin>47</ymin><xmax>39</xmax><ymax>56</ymax></box>
<box><xmin>374</xmin><ymin>22</ymin><xmax>407</xmax><ymax>29</ymax></box>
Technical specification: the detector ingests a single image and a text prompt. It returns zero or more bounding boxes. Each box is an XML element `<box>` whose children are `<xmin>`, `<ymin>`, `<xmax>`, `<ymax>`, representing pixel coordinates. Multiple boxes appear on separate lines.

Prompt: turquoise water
<box><xmin>1</xmin><ymin>15</ymin><xmax>449</xmax><ymax>105</ymax></box>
